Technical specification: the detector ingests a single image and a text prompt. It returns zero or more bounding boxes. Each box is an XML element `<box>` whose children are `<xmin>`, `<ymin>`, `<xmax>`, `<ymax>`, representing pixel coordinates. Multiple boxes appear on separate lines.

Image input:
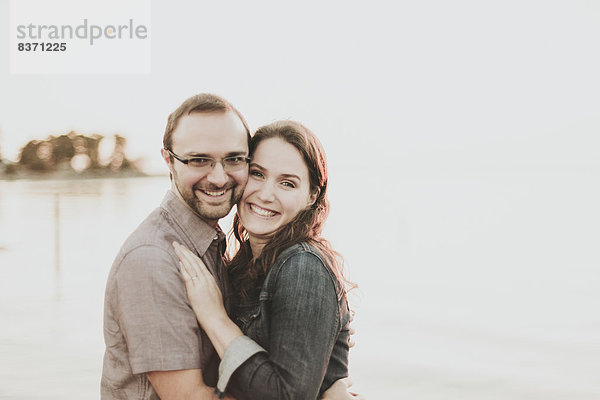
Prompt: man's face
<box><xmin>162</xmin><ymin>111</ymin><xmax>249</xmax><ymax>226</ymax></box>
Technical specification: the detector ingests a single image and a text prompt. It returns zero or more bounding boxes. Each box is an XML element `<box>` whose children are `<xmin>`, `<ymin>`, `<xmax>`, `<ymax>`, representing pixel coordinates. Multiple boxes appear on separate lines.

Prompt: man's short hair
<box><xmin>163</xmin><ymin>93</ymin><xmax>251</xmax><ymax>150</ymax></box>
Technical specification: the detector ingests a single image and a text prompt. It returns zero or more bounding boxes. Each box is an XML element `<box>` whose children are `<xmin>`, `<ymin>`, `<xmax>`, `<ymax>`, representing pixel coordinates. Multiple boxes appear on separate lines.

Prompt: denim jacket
<box><xmin>216</xmin><ymin>242</ymin><xmax>351</xmax><ymax>400</ymax></box>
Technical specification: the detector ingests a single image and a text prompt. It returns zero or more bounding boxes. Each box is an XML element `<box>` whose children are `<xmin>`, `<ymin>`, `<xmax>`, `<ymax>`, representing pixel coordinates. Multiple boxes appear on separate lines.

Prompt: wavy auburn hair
<box><xmin>227</xmin><ymin>120</ymin><xmax>354</xmax><ymax>299</ymax></box>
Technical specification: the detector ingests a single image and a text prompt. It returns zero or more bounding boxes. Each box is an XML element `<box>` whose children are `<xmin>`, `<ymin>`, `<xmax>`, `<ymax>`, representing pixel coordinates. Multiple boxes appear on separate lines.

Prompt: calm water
<box><xmin>0</xmin><ymin>170</ymin><xmax>599</xmax><ymax>399</ymax></box>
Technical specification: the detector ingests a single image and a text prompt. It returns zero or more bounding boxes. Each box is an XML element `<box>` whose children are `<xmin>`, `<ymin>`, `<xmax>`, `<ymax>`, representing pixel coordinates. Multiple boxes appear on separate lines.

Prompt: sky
<box><xmin>1</xmin><ymin>0</ymin><xmax>598</xmax><ymax>175</ymax></box>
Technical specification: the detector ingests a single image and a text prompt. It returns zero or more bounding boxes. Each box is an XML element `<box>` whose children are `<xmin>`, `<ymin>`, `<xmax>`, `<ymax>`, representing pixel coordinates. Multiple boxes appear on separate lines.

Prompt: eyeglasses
<box><xmin>165</xmin><ymin>148</ymin><xmax>250</xmax><ymax>172</ymax></box>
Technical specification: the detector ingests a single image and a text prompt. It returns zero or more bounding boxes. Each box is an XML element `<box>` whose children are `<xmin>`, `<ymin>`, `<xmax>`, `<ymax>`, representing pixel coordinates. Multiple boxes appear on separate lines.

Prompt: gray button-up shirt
<box><xmin>101</xmin><ymin>190</ymin><xmax>229</xmax><ymax>400</ymax></box>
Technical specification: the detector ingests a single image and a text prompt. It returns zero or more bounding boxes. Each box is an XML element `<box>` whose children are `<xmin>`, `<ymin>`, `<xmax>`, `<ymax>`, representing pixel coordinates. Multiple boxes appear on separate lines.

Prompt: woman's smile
<box><xmin>248</xmin><ymin>203</ymin><xmax>278</xmax><ymax>217</ymax></box>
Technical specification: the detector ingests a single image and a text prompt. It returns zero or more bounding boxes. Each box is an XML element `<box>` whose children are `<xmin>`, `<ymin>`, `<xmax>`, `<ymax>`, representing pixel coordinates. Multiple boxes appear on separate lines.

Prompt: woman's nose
<box><xmin>256</xmin><ymin>181</ymin><xmax>275</xmax><ymax>202</ymax></box>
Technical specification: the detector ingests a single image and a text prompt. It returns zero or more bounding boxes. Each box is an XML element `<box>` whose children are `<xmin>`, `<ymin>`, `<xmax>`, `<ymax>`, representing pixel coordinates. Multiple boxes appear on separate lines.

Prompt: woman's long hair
<box><xmin>227</xmin><ymin>120</ymin><xmax>355</xmax><ymax>300</ymax></box>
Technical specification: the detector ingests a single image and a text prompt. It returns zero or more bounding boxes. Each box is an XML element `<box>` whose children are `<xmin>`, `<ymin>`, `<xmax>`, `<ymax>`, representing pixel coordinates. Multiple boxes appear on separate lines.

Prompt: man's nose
<box><xmin>206</xmin><ymin>162</ymin><xmax>228</xmax><ymax>187</ymax></box>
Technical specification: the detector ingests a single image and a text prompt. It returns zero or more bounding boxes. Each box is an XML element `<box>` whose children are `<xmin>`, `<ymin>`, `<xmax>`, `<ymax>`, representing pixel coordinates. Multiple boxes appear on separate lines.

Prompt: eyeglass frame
<box><xmin>164</xmin><ymin>148</ymin><xmax>251</xmax><ymax>172</ymax></box>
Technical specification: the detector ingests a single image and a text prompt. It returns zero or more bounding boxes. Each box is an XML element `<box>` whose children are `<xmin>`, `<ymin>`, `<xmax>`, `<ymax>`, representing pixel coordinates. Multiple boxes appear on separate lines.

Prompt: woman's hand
<box><xmin>174</xmin><ymin>242</ymin><xmax>243</xmax><ymax>358</ymax></box>
<box><xmin>173</xmin><ymin>241</ymin><xmax>227</xmax><ymax>328</ymax></box>
<box><xmin>321</xmin><ymin>378</ymin><xmax>365</xmax><ymax>400</ymax></box>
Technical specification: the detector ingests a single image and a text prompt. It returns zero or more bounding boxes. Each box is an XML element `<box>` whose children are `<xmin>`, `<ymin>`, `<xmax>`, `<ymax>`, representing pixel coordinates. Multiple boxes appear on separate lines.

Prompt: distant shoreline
<box><xmin>0</xmin><ymin>169</ymin><xmax>165</xmax><ymax>181</ymax></box>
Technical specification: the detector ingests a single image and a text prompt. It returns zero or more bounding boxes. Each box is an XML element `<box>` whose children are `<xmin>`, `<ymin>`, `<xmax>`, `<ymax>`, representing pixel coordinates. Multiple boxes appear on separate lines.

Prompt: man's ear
<box><xmin>161</xmin><ymin>149</ymin><xmax>174</xmax><ymax>181</ymax></box>
<box><xmin>161</xmin><ymin>148</ymin><xmax>171</xmax><ymax>166</ymax></box>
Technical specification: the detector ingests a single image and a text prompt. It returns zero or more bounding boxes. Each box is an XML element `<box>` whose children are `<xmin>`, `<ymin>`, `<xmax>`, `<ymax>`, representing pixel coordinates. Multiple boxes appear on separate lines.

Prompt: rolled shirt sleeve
<box><xmin>216</xmin><ymin>335</ymin><xmax>266</xmax><ymax>396</ymax></box>
<box><xmin>115</xmin><ymin>244</ymin><xmax>205</xmax><ymax>374</ymax></box>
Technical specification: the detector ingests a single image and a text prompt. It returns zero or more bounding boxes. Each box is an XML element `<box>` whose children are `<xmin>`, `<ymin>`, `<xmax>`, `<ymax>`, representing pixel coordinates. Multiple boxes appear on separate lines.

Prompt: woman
<box><xmin>173</xmin><ymin>120</ymin><xmax>358</xmax><ymax>399</ymax></box>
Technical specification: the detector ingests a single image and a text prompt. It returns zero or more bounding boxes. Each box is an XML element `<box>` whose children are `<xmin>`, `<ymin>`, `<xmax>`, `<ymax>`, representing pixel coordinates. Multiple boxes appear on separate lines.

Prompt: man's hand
<box><xmin>348</xmin><ymin>309</ymin><xmax>356</xmax><ymax>348</ymax></box>
<box><xmin>321</xmin><ymin>378</ymin><xmax>365</xmax><ymax>400</ymax></box>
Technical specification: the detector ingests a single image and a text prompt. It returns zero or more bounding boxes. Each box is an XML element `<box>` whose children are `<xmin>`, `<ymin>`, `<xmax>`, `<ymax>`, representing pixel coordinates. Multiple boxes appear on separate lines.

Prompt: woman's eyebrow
<box><xmin>280</xmin><ymin>173</ymin><xmax>300</xmax><ymax>181</ymax></box>
<box><xmin>249</xmin><ymin>163</ymin><xmax>300</xmax><ymax>180</ymax></box>
<box><xmin>249</xmin><ymin>162</ymin><xmax>265</xmax><ymax>170</ymax></box>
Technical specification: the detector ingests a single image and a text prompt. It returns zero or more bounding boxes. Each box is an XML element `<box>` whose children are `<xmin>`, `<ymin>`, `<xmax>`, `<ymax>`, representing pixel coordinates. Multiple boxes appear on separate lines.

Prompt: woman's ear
<box><xmin>308</xmin><ymin>187</ymin><xmax>320</xmax><ymax>207</ymax></box>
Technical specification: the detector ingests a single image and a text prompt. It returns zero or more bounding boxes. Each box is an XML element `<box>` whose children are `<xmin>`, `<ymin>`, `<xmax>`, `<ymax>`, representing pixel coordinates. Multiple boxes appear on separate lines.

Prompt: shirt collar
<box><xmin>160</xmin><ymin>190</ymin><xmax>225</xmax><ymax>257</ymax></box>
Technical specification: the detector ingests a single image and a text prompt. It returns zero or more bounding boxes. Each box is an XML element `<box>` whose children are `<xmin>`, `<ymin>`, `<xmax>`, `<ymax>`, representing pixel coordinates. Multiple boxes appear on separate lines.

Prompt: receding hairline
<box><xmin>176</xmin><ymin>108</ymin><xmax>248</xmax><ymax>131</ymax></box>
<box><xmin>163</xmin><ymin>93</ymin><xmax>251</xmax><ymax>151</ymax></box>
<box><xmin>172</xmin><ymin>108</ymin><xmax>235</xmax><ymax>133</ymax></box>
<box><xmin>170</xmin><ymin>109</ymin><xmax>249</xmax><ymax>149</ymax></box>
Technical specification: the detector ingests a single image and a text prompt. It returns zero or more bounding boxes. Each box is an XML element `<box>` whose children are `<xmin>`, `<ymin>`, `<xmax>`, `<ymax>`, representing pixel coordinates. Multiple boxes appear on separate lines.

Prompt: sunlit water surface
<box><xmin>0</xmin><ymin>169</ymin><xmax>598</xmax><ymax>399</ymax></box>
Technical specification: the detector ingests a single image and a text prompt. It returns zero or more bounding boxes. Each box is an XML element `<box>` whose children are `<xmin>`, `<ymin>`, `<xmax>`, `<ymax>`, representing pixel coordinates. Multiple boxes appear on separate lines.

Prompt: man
<box><xmin>101</xmin><ymin>94</ymin><xmax>357</xmax><ymax>400</ymax></box>
<box><xmin>102</xmin><ymin>93</ymin><xmax>249</xmax><ymax>399</ymax></box>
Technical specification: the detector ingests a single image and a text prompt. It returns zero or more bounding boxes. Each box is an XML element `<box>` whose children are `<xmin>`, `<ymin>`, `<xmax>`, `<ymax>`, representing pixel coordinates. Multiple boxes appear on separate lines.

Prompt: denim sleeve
<box><xmin>222</xmin><ymin>252</ymin><xmax>342</xmax><ymax>400</ymax></box>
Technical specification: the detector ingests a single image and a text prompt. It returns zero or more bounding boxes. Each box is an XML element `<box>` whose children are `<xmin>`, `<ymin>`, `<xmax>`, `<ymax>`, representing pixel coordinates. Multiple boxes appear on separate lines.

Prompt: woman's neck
<box><xmin>248</xmin><ymin>235</ymin><xmax>268</xmax><ymax>260</ymax></box>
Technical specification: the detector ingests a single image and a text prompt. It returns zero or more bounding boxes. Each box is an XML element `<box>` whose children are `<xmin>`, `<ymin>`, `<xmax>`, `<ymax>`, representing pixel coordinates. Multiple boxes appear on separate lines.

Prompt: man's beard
<box><xmin>173</xmin><ymin>169</ymin><xmax>243</xmax><ymax>221</ymax></box>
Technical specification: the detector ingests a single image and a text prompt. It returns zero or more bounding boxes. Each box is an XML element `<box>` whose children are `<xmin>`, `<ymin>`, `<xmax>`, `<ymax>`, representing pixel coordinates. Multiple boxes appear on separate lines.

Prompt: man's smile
<box><xmin>194</xmin><ymin>187</ymin><xmax>231</xmax><ymax>200</ymax></box>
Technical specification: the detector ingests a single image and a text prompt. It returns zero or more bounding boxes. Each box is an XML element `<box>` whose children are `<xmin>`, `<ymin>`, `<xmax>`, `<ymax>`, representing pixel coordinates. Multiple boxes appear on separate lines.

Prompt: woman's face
<box><xmin>238</xmin><ymin>137</ymin><xmax>316</xmax><ymax>240</ymax></box>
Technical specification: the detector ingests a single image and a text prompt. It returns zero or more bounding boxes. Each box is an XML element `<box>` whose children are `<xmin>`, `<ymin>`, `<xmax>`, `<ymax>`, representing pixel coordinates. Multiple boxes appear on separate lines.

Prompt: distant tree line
<box><xmin>0</xmin><ymin>131</ymin><xmax>142</xmax><ymax>177</ymax></box>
